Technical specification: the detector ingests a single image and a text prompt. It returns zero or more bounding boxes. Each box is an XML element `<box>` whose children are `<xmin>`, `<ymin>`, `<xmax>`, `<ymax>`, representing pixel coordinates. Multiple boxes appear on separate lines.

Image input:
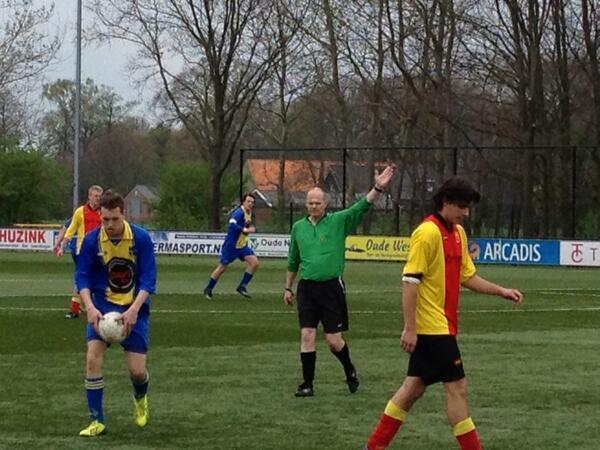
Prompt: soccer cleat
<box><xmin>79</xmin><ymin>420</ymin><xmax>106</xmax><ymax>437</ymax></box>
<box><xmin>65</xmin><ymin>311</ymin><xmax>79</xmax><ymax>319</ymax></box>
<box><xmin>203</xmin><ymin>287</ymin><xmax>213</xmax><ymax>300</ymax></box>
<box><xmin>294</xmin><ymin>382</ymin><xmax>314</xmax><ymax>397</ymax></box>
<box><xmin>346</xmin><ymin>368</ymin><xmax>360</xmax><ymax>394</ymax></box>
<box><xmin>133</xmin><ymin>395</ymin><xmax>149</xmax><ymax>427</ymax></box>
<box><xmin>236</xmin><ymin>286</ymin><xmax>251</xmax><ymax>298</ymax></box>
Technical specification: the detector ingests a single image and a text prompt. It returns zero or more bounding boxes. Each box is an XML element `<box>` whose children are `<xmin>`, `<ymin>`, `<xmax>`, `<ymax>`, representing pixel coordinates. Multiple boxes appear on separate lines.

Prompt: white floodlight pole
<box><xmin>73</xmin><ymin>0</ymin><xmax>82</xmax><ymax>208</ymax></box>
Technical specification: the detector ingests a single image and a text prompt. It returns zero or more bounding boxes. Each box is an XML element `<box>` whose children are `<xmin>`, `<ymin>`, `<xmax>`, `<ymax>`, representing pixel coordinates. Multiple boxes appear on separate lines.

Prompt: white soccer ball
<box><xmin>98</xmin><ymin>311</ymin><xmax>126</xmax><ymax>343</ymax></box>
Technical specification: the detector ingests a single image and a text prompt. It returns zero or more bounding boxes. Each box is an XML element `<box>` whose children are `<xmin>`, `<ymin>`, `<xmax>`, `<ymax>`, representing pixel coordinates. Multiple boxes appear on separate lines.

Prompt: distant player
<box><xmin>364</xmin><ymin>177</ymin><xmax>524</xmax><ymax>450</ymax></box>
<box><xmin>76</xmin><ymin>190</ymin><xmax>156</xmax><ymax>436</ymax></box>
<box><xmin>53</xmin><ymin>185</ymin><xmax>103</xmax><ymax>318</ymax></box>
<box><xmin>203</xmin><ymin>193</ymin><xmax>259</xmax><ymax>299</ymax></box>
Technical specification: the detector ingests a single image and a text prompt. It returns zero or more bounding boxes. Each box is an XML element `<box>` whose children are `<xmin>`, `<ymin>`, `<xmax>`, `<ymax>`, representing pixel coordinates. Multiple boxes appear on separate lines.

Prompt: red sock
<box><xmin>456</xmin><ymin>429</ymin><xmax>481</xmax><ymax>449</ymax></box>
<box><xmin>70</xmin><ymin>299</ymin><xmax>80</xmax><ymax>314</ymax></box>
<box><xmin>454</xmin><ymin>417</ymin><xmax>481</xmax><ymax>450</ymax></box>
<box><xmin>366</xmin><ymin>401</ymin><xmax>406</xmax><ymax>449</ymax></box>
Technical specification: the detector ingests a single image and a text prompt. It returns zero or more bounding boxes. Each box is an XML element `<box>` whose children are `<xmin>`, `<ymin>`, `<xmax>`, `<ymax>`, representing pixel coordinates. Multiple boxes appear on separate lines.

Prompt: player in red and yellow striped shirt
<box><xmin>365</xmin><ymin>177</ymin><xmax>523</xmax><ymax>450</ymax></box>
<box><xmin>54</xmin><ymin>185</ymin><xmax>103</xmax><ymax>318</ymax></box>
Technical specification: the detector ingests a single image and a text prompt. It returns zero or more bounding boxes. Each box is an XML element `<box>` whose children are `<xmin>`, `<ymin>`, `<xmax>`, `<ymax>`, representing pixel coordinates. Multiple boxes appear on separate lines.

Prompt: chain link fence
<box><xmin>240</xmin><ymin>146</ymin><xmax>600</xmax><ymax>239</ymax></box>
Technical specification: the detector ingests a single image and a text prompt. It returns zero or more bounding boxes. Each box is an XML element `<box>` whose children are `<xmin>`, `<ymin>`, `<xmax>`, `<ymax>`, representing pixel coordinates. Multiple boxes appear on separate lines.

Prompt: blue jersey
<box><xmin>63</xmin><ymin>219</ymin><xmax>77</xmax><ymax>253</ymax></box>
<box><xmin>76</xmin><ymin>221</ymin><xmax>157</xmax><ymax>308</ymax></box>
<box><xmin>223</xmin><ymin>206</ymin><xmax>252</xmax><ymax>250</ymax></box>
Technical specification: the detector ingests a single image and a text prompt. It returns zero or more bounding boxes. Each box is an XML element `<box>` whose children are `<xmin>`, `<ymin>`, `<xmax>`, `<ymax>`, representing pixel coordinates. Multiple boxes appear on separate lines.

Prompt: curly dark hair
<box><xmin>432</xmin><ymin>177</ymin><xmax>481</xmax><ymax>211</ymax></box>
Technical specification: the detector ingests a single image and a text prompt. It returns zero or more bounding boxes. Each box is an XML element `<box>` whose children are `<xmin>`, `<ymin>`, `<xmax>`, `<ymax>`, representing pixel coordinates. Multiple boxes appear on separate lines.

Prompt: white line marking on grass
<box><xmin>2</xmin><ymin>306</ymin><xmax>600</xmax><ymax>314</ymax></box>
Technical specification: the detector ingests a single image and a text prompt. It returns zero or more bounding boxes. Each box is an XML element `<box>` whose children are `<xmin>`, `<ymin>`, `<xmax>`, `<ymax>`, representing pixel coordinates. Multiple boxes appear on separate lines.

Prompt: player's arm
<box><xmin>400</xmin><ymin>276</ymin><xmax>420</xmax><ymax>353</ymax></box>
<box><xmin>122</xmin><ymin>233</ymin><xmax>156</xmax><ymax>335</ymax></box>
<box><xmin>76</xmin><ymin>233</ymin><xmax>103</xmax><ymax>330</ymax></box>
<box><xmin>52</xmin><ymin>225</ymin><xmax>68</xmax><ymax>255</ymax></box>
<box><xmin>365</xmin><ymin>165</ymin><xmax>394</xmax><ymax>203</ymax></box>
<box><xmin>57</xmin><ymin>211</ymin><xmax>81</xmax><ymax>255</ymax></box>
<box><xmin>122</xmin><ymin>231</ymin><xmax>157</xmax><ymax>334</ymax></box>
<box><xmin>283</xmin><ymin>271</ymin><xmax>297</xmax><ymax>306</ymax></box>
<box><xmin>462</xmin><ymin>275</ymin><xmax>523</xmax><ymax>304</ymax></box>
<box><xmin>284</xmin><ymin>227</ymin><xmax>300</xmax><ymax>306</ymax></box>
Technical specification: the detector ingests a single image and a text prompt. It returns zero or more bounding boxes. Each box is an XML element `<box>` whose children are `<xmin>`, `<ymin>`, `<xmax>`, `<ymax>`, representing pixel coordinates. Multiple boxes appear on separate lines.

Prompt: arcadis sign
<box><xmin>470</xmin><ymin>238</ymin><xmax>560</xmax><ymax>265</ymax></box>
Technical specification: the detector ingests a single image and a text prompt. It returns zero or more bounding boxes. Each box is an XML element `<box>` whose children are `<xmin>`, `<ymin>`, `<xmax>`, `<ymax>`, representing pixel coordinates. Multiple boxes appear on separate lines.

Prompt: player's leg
<box><xmin>204</xmin><ymin>262</ymin><xmax>228</xmax><ymax>299</ymax></box>
<box><xmin>66</xmin><ymin>290</ymin><xmax>82</xmax><ymax>318</ymax></box>
<box><xmin>236</xmin><ymin>249</ymin><xmax>259</xmax><ymax>297</ymax></box>
<box><xmin>320</xmin><ymin>278</ymin><xmax>358</xmax><ymax>392</ymax></box>
<box><xmin>365</xmin><ymin>376</ymin><xmax>427</xmax><ymax>449</ymax></box>
<box><xmin>444</xmin><ymin>378</ymin><xmax>481</xmax><ymax>450</ymax></box>
<box><xmin>125</xmin><ymin>352</ymin><xmax>150</xmax><ymax>427</ymax></box>
<box><xmin>295</xmin><ymin>279</ymin><xmax>319</xmax><ymax>396</ymax></box>
<box><xmin>324</xmin><ymin>331</ymin><xmax>359</xmax><ymax>393</ymax></box>
<box><xmin>122</xmin><ymin>309</ymin><xmax>150</xmax><ymax>428</ymax></box>
<box><xmin>296</xmin><ymin>327</ymin><xmax>317</xmax><ymax>396</ymax></box>
<box><xmin>80</xmin><ymin>339</ymin><xmax>108</xmax><ymax>436</ymax></box>
<box><xmin>66</xmin><ymin>254</ymin><xmax>81</xmax><ymax>318</ymax></box>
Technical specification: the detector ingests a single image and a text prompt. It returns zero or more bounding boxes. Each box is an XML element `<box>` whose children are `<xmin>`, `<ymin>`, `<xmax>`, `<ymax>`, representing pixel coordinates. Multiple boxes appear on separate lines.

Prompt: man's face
<box><xmin>101</xmin><ymin>207</ymin><xmax>125</xmax><ymax>237</ymax></box>
<box><xmin>242</xmin><ymin>195</ymin><xmax>255</xmax><ymax>212</ymax></box>
<box><xmin>88</xmin><ymin>189</ymin><xmax>102</xmax><ymax>209</ymax></box>
<box><xmin>443</xmin><ymin>201</ymin><xmax>471</xmax><ymax>225</ymax></box>
<box><xmin>305</xmin><ymin>188</ymin><xmax>327</xmax><ymax>220</ymax></box>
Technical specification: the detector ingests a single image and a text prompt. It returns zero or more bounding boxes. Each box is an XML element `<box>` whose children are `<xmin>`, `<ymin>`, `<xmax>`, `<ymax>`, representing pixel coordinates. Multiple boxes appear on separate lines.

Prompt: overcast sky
<box><xmin>39</xmin><ymin>0</ymin><xmax>153</xmax><ymax>112</ymax></box>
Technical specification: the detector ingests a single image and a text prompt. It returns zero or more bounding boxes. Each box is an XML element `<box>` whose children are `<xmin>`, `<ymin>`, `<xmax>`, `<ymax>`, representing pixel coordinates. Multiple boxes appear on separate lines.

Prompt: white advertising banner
<box><xmin>149</xmin><ymin>231</ymin><xmax>291</xmax><ymax>257</ymax></box>
<box><xmin>0</xmin><ymin>228</ymin><xmax>57</xmax><ymax>251</ymax></box>
<box><xmin>560</xmin><ymin>241</ymin><xmax>600</xmax><ymax>267</ymax></box>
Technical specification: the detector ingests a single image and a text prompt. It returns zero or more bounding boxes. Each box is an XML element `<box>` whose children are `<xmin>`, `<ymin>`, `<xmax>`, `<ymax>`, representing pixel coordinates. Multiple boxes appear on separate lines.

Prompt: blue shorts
<box><xmin>219</xmin><ymin>245</ymin><xmax>255</xmax><ymax>265</ymax></box>
<box><xmin>86</xmin><ymin>293</ymin><xmax>150</xmax><ymax>354</ymax></box>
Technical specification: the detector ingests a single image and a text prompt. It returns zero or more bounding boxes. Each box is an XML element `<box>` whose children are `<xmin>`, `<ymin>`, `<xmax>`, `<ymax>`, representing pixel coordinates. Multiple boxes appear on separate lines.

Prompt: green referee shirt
<box><xmin>287</xmin><ymin>198</ymin><xmax>372</xmax><ymax>281</ymax></box>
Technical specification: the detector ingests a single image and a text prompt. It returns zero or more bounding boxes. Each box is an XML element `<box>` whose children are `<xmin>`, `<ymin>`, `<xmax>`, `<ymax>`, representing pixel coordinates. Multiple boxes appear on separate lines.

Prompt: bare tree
<box><xmin>0</xmin><ymin>0</ymin><xmax>60</xmax><ymax>141</ymax></box>
<box><xmin>91</xmin><ymin>0</ymin><xmax>282</xmax><ymax>229</ymax></box>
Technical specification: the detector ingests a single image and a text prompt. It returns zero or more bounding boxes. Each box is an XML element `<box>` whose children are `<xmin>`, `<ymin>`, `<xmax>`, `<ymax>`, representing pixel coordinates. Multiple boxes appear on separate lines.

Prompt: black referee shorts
<box><xmin>296</xmin><ymin>278</ymin><xmax>348</xmax><ymax>333</ymax></box>
<box><xmin>407</xmin><ymin>335</ymin><xmax>465</xmax><ymax>385</ymax></box>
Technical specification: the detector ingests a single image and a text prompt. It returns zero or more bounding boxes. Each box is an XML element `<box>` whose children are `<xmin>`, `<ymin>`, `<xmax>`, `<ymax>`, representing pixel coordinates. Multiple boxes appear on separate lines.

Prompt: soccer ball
<box><xmin>98</xmin><ymin>311</ymin><xmax>126</xmax><ymax>343</ymax></box>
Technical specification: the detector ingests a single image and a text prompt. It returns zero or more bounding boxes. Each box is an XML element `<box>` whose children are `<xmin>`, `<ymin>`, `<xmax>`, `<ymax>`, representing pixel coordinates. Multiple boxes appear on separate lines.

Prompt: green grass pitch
<box><xmin>0</xmin><ymin>251</ymin><xmax>599</xmax><ymax>449</ymax></box>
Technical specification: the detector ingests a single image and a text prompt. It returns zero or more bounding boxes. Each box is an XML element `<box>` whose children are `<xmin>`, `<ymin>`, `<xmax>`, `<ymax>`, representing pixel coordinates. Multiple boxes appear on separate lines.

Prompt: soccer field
<box><xmin>0</xmin><ymin>251</ymin><xmax>599</xmax><ymax>449</ymax></box>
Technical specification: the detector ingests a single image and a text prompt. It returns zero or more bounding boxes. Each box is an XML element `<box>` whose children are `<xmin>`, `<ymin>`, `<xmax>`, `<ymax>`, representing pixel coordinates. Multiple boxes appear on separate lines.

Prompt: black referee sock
<box><xmin>300</xmin><ymin>351</ymin><xmax>316</xmax><ymax>386</ymax></box>
<box><xmin>331</xmin><ymin>344</ymin><xmax>354</xmax><ymax>378</ymax></box>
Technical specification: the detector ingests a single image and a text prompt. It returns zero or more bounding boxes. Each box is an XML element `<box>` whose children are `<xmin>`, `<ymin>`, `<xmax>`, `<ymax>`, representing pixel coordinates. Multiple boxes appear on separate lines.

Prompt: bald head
<box><xmin>306</xmin><ymin>187</ymin><xmax>328</xmax><ymax>222</ymax></box>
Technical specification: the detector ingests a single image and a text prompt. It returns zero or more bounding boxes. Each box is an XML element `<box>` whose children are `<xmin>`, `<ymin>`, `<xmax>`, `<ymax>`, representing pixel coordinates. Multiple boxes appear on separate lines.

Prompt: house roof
<box><xmin>125</xmin><ymin>185</ymin><xmax>158</xmax><ymax>201</ymax></box>
<box><xmin>247</xmin><ymin>159</ymin><xmax>389</xmax><ymax>193</ymax></box>
<box><xmin>247</xmin><ymin>159</ymin><xmax>336</xmax><ymax>192</ymax></box>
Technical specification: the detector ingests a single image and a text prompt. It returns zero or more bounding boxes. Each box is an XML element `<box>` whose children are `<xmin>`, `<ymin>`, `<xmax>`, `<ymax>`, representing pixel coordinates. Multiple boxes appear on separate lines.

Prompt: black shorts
<box><xmin>296</xmin><ymin>278</ymin><xmax>348</xmax><ymax>333</ymax></box>
<box><xmin>407</xmin><ymin>335</ymin><xmax>465</xmax><ymax>385</ymax></box>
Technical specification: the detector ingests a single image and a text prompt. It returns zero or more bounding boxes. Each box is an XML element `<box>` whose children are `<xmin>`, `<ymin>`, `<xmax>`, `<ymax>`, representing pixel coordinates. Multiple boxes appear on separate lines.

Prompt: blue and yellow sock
<box><xmin>238</xmin><ymin>272</ymin><xmax>253</xmax><ymax>288</ymax></box>
<box><xmin>206</xmin><ymin>277</ymin><xmax>218</xmax><ymax>290</ymax></box>
<box><xmin>85</xmin><ymin>376</ymin><xmax>105</xmax><ymax>423</ymax></box>
<box><xmin>131</xmin><ymin>372</ymin><xmax>150</xmax><ymax>399</ymax></box>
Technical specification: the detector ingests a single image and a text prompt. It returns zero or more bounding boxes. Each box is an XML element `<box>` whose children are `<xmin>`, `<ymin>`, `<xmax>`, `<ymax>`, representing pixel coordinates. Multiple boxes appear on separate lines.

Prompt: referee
<box><xmin>284</xmin><ymin>165</ymin><xmax>394</xmax><ymax>397</ymax></box>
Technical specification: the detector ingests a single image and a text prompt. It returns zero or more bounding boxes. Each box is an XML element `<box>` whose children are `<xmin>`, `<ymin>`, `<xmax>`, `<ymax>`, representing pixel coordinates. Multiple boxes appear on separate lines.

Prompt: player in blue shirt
<box><xmin>75</xmin><ymin>190</ymin><xmax>157</xmax><ymax>437</ymax></box>
<box><xmin>203</xmin><ymin>193</ymin><xmax>259</xmax><ymax>299</ymax></box>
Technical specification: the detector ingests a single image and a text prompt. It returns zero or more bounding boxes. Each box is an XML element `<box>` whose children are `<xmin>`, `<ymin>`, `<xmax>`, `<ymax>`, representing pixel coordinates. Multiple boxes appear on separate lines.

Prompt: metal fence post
<box><xmin>342</xmin><ymin>148</ymin><xmax>347</xmax><ymax>209</ymax></box>
<box><xmin>571</xmin><ymin>146</ymin><xmax>577</xmax><ymax>238</ymax></box>
<box><xmin>239</xmin><ymin>148</ymin><xmax>244</xmax><ymax>202</ymax></box>
<box><xmin>289</xmin><ymin>202</ymin><xmax>294</xmax><ymax>232</ymax></box>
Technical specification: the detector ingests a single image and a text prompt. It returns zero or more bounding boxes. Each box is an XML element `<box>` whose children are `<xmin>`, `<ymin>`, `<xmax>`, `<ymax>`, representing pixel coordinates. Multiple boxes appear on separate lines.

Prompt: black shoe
<box><xmin>236</xmin><ymin>286</ymin><xmax>251</xmax><ymax>298</ymax></box>
<box><xmin>203</xmin><ymin>288</ymin><xmax>213</xmax><ymax>300</ymax></box>
<box><xmin>65</xmin><ymin>311</ymin><xmax>79</xmax><ymax>319</ymax></box>
<box><xmin>346</xmin><ymin>368</ymin><xmax>360</xmax><ymax>394</ymax></box>
<box><xmin>294</xmin><ymin>382</ymin><xmax>314</xmax><ymax>397</ymax></box>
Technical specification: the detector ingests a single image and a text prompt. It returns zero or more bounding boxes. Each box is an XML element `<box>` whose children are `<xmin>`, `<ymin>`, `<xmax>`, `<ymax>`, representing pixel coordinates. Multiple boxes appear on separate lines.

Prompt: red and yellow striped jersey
<box><xmin>402</xmin><ymin>214</ymin><xmax>476</xmax><ymax>335</ymax></box>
